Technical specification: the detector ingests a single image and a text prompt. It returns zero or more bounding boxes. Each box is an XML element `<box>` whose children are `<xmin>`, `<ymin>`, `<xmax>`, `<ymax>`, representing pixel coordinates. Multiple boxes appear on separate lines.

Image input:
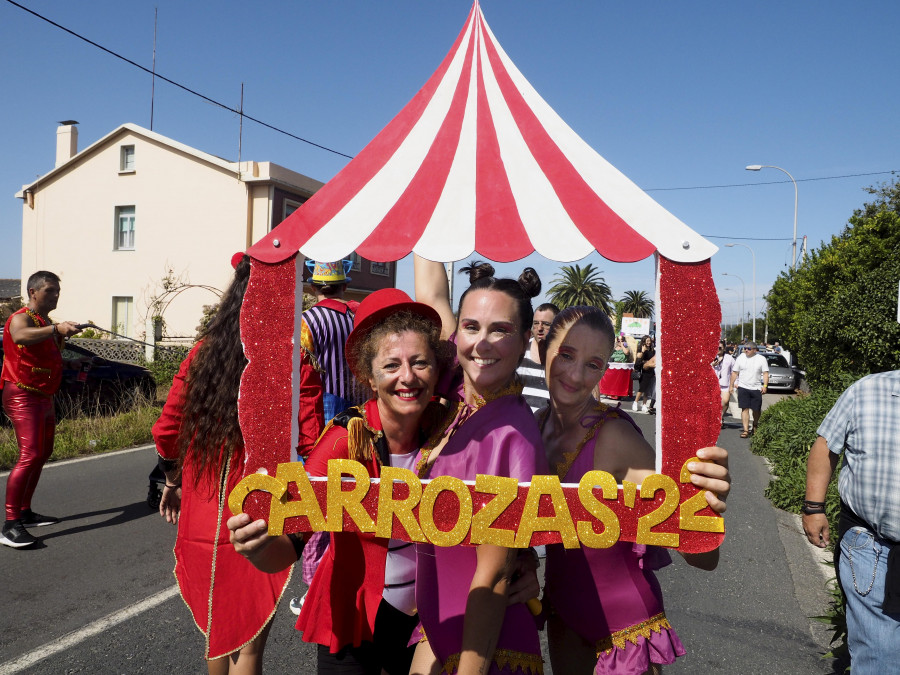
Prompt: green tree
<box><xmin>547</xmin><ymin>264</ymin><xmax>613</xmax><ymax>313</ymax></box>
<box><xmin>766</xmin><ymin>178</ymin><xmax>900</xmax><ymax>388</ymax></box>
<box><xmin>620</xmin><ymin>290</ymin><xmax>654</xmax><ymax>318</ymax></box>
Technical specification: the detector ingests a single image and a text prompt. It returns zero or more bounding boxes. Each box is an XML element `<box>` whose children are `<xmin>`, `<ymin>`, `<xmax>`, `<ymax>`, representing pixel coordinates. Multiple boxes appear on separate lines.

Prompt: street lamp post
<box><xmin>725</xmin><ymin>242</ymin><xmax>756</xmax><ymax>343</ymax></box>
<box><xmin>722</xmin><ymin>273</ymin><xmax>746</xmax><ymax>342</ymax></box>
<box><xmin>746</xmin><ymin>164</ymin><xmax>798</xmax><ymax>272</ymax></box>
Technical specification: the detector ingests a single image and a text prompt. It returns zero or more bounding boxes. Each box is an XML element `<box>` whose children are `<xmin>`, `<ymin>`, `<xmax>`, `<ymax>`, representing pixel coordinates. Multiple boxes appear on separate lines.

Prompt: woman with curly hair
<box><xmin>229</xmin><ymin>288</ymin><xmax>450</xmax><ymax>674</ymax></box>
<box><xmin>154</xmin><ymin>254</ymin><xmax>321</xmax><ymax>674</ymax></box>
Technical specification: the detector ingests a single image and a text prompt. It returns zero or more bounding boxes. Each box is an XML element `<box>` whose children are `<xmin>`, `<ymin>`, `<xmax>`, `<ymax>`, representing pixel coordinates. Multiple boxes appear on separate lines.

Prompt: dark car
<box><xmin>761</xmin><ymin>352</ymin><xmax>798</xmax><ymax>392</ymax></box>
<box><xmin>0</xmin><ymin>330</ymin><xmax>156</xmax><ymax>420</ymax></box>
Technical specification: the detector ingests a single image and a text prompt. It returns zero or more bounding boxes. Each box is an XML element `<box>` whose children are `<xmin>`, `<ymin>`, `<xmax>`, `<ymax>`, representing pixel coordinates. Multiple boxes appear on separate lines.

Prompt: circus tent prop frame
<box><xmin>235</xmin><ymin>2</ymin><xmax>723</xmax><ymax>553</ymax></box>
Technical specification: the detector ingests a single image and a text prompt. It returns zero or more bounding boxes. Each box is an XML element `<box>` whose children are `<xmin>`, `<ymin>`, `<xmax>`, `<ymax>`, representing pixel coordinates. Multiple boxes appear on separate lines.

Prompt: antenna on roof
<box><xmin>150</xmin><ymin>7</ymin><xmax>158</xmax><ymax>130</ymax></box>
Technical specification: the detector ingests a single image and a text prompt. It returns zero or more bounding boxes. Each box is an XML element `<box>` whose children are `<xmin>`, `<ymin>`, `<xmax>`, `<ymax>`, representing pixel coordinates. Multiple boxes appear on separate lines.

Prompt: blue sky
<box><xmin>1</xmin><ymin>1</ymin><xmax>897</xmax><ymax>327</ymax></box>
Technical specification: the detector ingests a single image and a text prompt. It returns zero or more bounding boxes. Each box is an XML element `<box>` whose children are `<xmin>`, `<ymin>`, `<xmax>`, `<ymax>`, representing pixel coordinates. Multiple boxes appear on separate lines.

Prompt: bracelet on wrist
<box><xmin>165</xmin><ymin>483</ymin><xmax>181</xmax><ymax>489</ymax></box>
<box><xmin>801</xmin><ymin>499</ymin><xmax>826</xmax><ymax>515</ymax></box>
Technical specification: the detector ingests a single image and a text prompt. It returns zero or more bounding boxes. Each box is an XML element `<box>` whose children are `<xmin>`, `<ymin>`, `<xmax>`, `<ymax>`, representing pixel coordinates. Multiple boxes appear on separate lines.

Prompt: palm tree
<box><xmin>620</xmin><ymin>290</ymin><xmax>654</xmax><ymax>318</ymax></box>
<box><xmin>547</xmin><ymin>264</ymin><xmax>613</xmax><ymax>313</ymax></box>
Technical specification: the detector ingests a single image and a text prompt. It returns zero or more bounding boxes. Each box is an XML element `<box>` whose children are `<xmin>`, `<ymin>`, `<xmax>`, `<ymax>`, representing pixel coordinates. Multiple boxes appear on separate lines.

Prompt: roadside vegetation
<box><xmin>751</xmin><ymin>177</ymin><xmax>900</xmax><ymax>667</ymax></box>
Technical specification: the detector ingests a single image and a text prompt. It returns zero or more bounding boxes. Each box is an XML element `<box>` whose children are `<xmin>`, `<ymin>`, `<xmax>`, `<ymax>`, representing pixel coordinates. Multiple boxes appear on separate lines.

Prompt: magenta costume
<box><xmin>415</xmin><ymin>392</ymin><xmax>549</xmax><ymax>675</ymax></box>
<box><xmin>544</xmin><ymin>405</ymin><xmax>685</xmax><ymax>675</ymax></box>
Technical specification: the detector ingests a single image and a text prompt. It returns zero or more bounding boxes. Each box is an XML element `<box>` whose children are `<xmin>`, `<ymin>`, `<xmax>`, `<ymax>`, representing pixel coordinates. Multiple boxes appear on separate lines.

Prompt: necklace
<box><xmin>415</xmin><ymin>377</ymin><xmax>525</xmax><ymax>478</ymax></box>
<box><xmin>24</xmin><ymin>308</ymin><xmax>49</xmax><ymax>327</ymax></box>
<box><xmin>540</xmin><ymin>402</ymin><xmax>618</xmax><ymax>479</ymax></box>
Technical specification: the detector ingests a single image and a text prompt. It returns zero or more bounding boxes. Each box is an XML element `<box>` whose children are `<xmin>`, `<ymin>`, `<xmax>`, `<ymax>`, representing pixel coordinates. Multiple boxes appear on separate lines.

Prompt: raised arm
<box><xmin>414</xmin><ymin>254</ymin><xmax>456</xmax><ymax>340</ymax></box>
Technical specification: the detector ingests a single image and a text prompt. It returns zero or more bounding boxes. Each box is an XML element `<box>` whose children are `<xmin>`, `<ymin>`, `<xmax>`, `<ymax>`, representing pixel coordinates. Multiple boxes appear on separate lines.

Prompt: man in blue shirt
<box><xmin>803</xmin><ymin>370</ymin><xmax>900</xmax><ymax>673</ymax></box>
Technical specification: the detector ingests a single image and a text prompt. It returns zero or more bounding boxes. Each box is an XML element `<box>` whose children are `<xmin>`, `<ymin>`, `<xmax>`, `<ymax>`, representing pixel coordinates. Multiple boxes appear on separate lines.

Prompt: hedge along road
<box><xmin>0</xmin><ymin>399</ymin><xmax>837</xmax><ymax>674</ymax></box>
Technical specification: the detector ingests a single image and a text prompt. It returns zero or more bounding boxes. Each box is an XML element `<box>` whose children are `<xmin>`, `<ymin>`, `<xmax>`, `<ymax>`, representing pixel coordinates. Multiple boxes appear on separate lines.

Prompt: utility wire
<box><xmin>5</xmin><ymin>0</ymin><xmax>354</xmax><ymax>159</ymax></box>
<box><xmin>6</xmin><ymin>0</ymin><xmax>898</xmax><ymax>190</ymax></box>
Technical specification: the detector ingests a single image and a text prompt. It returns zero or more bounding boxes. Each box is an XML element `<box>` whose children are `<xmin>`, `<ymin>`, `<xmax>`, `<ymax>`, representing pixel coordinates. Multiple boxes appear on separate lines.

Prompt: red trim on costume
<box><xmin>1</xmin><ymin>308</ymin><xmax>63</xmax><ymax>396</ymax></box>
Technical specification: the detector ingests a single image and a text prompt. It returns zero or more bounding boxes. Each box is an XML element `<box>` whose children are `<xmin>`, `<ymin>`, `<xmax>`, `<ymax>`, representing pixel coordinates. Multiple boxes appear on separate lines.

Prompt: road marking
<box><xmin>0</xmin><ymin>444</ymin><xmax>155</xmax><ymax>478</ymax></box>
<box><xmin>0</xmin><ymin>585</ymin><xmax>180</xmax><ymax>674</ymax></box>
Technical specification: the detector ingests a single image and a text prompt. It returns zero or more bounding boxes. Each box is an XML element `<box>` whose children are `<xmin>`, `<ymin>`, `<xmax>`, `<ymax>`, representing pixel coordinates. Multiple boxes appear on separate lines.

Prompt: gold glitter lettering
<box><xmin>515</xmin><ymin>475</ymin><xmax>579</xmax><ymax>548</ymax></box>
<box><xmin>470</xmin><ymin>474</ymin><xmax>518</xmax><ymax>547</ymax></box>
<box><xmin>268</xmin><ymin>462</ymin><xmax>327</xmax><ymax>535</ymax></box>
<box><xmin>420</xmin><ymin>475</ymin><xmax>472</xmax><ymax>546</ymax></box>
<box><xmin>576</xmin><ymin>470</ymin><xmax>620</xmax><ymax>548</ymax></box>
<box><xmin>326</xmin><ymin>459</ymin><xmax>375</xmax><ymax>533</ymax></box>
<box><xmin>621</xmin><ymin>480</ymin><xmax>637</xmax><ymax>508</ymax></box>
<box><xmin>635</xmin><ymin>474</ymin><xmax>679</xmax><ymax>548</ymax></box>
<box><xmin>375</xmin><ymin>466</ymin><xmax>426</xmax><ymax>541</ymax></box>
<box><xmin>228</xmin><ymin>471</ymin><xmax>287</xmax><ymax>521</ymax></box>
<box><xmin>678</xmin><ymin>458</ymin><xmax>725</xmax><ymax>533</ymax></box>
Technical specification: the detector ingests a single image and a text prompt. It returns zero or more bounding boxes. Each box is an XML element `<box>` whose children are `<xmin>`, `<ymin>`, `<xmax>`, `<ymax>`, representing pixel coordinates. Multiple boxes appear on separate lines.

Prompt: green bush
<box><xmin>144</xmin><ymin>345</ymin><xmax>191</xmax><ymax>388</ymax></box>
<box><xmin>751</xmin><ymin>380</ymin><xmax>858</xmax><ymax>668</ymax></box>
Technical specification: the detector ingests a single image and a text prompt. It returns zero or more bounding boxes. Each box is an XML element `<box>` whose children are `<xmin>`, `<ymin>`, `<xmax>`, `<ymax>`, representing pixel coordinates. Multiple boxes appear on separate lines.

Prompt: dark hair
<box><xmin>456</xmin><ymin>260</ymin><xmax>541</xmax><ymax>335</ymax></box>
<box><xmin>316</xmin><ymin>283</ymin><xmax>344</xmax><ymax>298</ymax></box>
<box><xmin>349</xmin><ymin>310</ymin><xmax>450</xmax><ymax>385</ymax></box>
<box><xmin>176</xmin><ymin>255</ymin><xmax>250</xmax><ymax>489</ymax></box>
<box><xmin>26</xmin><ymin>270</ymin><xmax>60</xmax><ymax>292</ymax></box>
<box><xmin>535</xmin><ymin>302</ymin><xmax>560</xmax><ymax>315</ymax></box>
<box><xmin>540</xmin><ymin>306</ymin><xmax>615</xmax><ymax>367</ymax></box>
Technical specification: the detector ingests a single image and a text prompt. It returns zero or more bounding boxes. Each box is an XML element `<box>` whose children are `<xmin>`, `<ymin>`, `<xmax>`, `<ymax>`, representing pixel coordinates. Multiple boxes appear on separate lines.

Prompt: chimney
<box><xmin>55</xmin><ymin>121</ymin><xmax>79</xmax><ymax>167</ymax></box>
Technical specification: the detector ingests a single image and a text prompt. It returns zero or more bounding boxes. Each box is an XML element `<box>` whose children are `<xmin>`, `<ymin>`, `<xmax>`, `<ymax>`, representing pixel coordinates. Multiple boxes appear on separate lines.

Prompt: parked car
<box><xmin>761</xmin><ymin>352</ymin><xmax>798</xmax><ymax>392</ymax></box>
<box><xmin>0</xmin><ymin>330</ymin><xmax>156</xmax><ymax>420</ymax></box>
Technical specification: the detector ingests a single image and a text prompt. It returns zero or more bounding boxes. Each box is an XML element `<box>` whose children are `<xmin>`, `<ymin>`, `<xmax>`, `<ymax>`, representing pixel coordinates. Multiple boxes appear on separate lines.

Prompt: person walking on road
<box><xmin>729</xmin><ymin>342</ymin><xmax>768</xmax><ymax>438</ymax></box>
<box><xmin>802</xmin><ymin>370</ymin><xmax>900</xmax><ymax>674</ymax></box>
<box><xmin>1</xmin><ymin>271</ymin><xmax>82</xmax><ymax>549</ymax></box>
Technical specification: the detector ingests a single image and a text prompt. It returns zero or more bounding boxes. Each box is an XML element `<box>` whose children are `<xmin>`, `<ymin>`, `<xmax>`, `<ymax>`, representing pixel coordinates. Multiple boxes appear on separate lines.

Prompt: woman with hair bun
<box><xmin>412</xmin><ymin>256</ymin><xmax>548</xmax><ymax>675</ymax></box>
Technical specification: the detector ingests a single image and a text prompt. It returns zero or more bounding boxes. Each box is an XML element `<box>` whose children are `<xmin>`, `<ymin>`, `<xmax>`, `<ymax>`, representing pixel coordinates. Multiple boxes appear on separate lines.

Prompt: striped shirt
<box><xmin>302</xmin><ymin>300</ymin><xmax>366</xmax><ymax>405</ymax></box>
<box><xmin>517</xmin><ymin>341</ymin><xmax>549</xmax><ymax>412</ymax></box>
<box><xmin>817</xmin><ymin>370</ymin><xmax>900</xmax><ymax>542</ymax></box>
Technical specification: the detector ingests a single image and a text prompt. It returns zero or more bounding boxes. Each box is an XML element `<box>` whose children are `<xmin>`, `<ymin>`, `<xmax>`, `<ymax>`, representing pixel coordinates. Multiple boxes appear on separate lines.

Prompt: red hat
<box><xmin>345</xmin><ymin>288</ymin><xmax>441</xmax><ymax>381</ymax></box>
<box><xmin>231</xmin><ymin>251</ymin><xmax>247</xmax><ymax>269</ymax></box>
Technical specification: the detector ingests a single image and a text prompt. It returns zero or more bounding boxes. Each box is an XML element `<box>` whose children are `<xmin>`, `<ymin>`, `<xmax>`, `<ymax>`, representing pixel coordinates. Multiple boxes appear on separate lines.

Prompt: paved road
<box><xmin>0</xmin><ymin>399</ymin><xmax>841</xmax><ymax>673</ymax></box>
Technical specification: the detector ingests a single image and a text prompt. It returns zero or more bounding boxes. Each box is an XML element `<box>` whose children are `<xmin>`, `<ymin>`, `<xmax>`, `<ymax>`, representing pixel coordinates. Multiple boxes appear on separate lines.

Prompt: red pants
<box><xmin>2</xmin><ymin>386</ymin><xmax>56</xmax><ymax>521</ymax></box>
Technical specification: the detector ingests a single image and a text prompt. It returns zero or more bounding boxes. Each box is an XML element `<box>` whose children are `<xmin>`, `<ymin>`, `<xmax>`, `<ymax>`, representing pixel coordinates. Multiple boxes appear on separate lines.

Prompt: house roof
<box><xmin>250</xmin><ymin>0</ymin><xmax>716</xmax><ymax>266</ymax></box>
<box><xmin>0</xmin><ymin>279</ymin><xmax>21</xmax><ymax>300</ymax></box>
<box><xmin>16</xmin><ymin>123</ymin><xmax>322</xmax><ymax>198</ymax></box>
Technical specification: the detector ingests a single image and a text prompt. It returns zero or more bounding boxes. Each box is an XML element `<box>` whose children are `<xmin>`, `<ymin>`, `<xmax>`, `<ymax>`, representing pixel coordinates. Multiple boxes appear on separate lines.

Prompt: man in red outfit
<box><xmin>1</xmin><ymin>271</ymin><xmax>82</xmax><ymax>548</ymax></box>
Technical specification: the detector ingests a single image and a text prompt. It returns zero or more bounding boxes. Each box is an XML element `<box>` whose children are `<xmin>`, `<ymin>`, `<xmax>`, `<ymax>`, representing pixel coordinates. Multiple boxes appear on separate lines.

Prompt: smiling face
<box><xmin>545</xmin><ymin>322</ymin><xmax>613</xmax><ymax>411</ymax></box>
<box><xmin>368</xmin><ymin>330</ymin><xmax>439</xmax><ymax>425</ymax></box>
<box><xmin>456</xmin><ymin>289</ymin><xmax>529</xmax><ymax>401</ymax></box>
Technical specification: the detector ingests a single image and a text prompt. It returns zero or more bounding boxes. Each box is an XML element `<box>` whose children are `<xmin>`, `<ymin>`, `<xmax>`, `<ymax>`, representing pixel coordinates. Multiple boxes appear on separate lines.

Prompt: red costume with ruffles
<box><xmin>153</xmin><ymin>344</ymin><xmax>312</xmax><ymax>660</ymax></box>
<box><xmin>295</xmin><ymin>398</ymin><xmax>391</xmax><ymax>652</ymax></box>
<box><xmin>2</xmin><ymin>308</ymin><xmax>63</xmax><ymax>521</ymax></box>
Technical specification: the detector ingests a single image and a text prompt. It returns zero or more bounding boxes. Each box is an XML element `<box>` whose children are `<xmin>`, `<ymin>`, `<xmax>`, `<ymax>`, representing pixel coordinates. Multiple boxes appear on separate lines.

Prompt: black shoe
<box><xmin>21</xmin><ymin>509</ymin><xmax>60</xmax><ymax>527</ymax></box>
<box><xmin>0</xmin><ymin>520</ymin><xmax>37</xmax><ymax>548</ymax></box>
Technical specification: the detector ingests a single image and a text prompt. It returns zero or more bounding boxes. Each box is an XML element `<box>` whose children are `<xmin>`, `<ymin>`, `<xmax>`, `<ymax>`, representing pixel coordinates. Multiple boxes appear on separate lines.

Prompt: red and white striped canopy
<box><xmin>250</xmin><ymin>1</ymin><xmax>716</xmax><ymax>265</ymax></box>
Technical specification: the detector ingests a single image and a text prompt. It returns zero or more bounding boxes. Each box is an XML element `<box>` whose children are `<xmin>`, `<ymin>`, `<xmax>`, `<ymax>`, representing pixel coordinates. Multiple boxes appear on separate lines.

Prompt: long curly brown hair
<box><xmin>175</xmin><ymin>255</ymin><xmax>250</xmax><ymax>488</ymax></box>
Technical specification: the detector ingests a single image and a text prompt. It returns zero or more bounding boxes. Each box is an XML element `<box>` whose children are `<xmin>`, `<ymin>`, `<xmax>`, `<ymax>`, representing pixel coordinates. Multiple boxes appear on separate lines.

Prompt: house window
<box><xmin>115</xmin><ymin>206</ymin><xmax>135</xmax><ymax>250</ymax></box>
<box><xmin>349</xmin><ymin>252</ymin><xmax>362</xmax><ymax>272</ymax></box>
<box><xmin>283</xmin><ymin>199</ymin><xmax>302</xmax><ymax>220</ymax></box>
<box><xmin>112</xmin><ymin>296</ymin><xmax>133</xmax><ymax>337</ymax></box>
<box><xmin>370</xmin><ymin>261</ymin><xmax>391</xmax><ymax>276</ymax></box>
<box><xmin>120</xmin><ymin>145</ymin><xmax>135</xmax><ymax>172</ymax></box>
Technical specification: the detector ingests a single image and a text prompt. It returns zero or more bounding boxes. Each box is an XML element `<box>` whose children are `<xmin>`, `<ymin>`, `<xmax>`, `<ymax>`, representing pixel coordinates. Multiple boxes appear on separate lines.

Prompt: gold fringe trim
<box><xmin>442</xmin><ymin>648</ymin><xmax>544</xmax><ymax>674</ymax></box>
<box><xmin>14</xmin><ymin>381</ymin><xmax>51</xmax><ymax>397</ymax></box>
<box><xmin>595</xmin><ymin>612</ymin><xmax>673</xmax><ymax>654</ymax></box>
<box><xmin>30</xmin><ymin>366</ymin><xmax>51</xmax><ymax>374</ymax></box>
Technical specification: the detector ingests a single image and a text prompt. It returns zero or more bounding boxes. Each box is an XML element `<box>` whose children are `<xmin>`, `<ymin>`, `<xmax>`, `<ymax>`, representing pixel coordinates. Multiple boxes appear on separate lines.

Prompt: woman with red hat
<box><xmin>229</xmin><ymin>288</ymin><xmax>451</xmax><ymax>674</ymax></box>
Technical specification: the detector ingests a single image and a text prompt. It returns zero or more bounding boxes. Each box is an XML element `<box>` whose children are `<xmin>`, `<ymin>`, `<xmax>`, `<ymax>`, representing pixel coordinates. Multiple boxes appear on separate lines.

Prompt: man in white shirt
<box><xmin>729</xmin><ymin>342</ymin><xmax>769</xmax><ymax>438</ymax></box>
